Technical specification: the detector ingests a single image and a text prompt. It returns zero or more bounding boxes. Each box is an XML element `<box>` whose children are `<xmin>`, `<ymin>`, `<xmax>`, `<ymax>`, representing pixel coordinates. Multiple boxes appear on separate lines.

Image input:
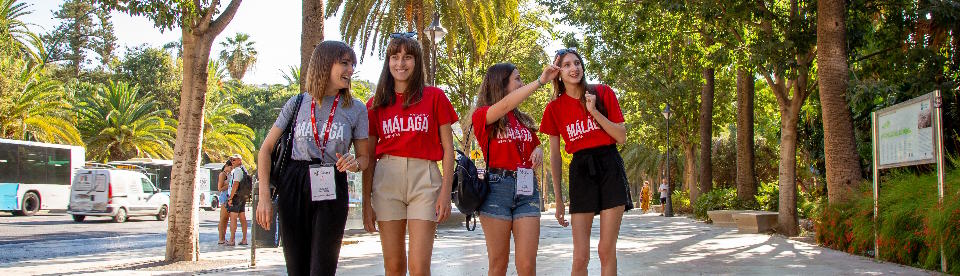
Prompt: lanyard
<box><xmin>508</xmin><ymin>114</ymin><xmax>529</xmax><ymax>168</ymax></box>
<box><xmin>311</xmin><ymin>94</ymin><xmax>341</xmax><ymax>155</ymax></box>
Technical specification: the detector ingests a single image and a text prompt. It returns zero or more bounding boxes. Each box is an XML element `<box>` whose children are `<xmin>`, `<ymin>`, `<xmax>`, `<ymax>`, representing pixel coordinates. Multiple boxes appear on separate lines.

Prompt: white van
<box><xmin>67</xmin><ymin>169</ymin><xmax>169</xmax><ymax>223</ymax></box>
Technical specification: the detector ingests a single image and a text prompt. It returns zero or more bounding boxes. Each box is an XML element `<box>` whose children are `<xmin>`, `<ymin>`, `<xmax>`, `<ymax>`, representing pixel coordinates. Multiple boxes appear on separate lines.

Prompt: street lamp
<box><xmin>662</xmin><ymin>104</ymin><xmax>674</xmax><ymax>217</ymax></box>
<box><xmin>424</xmin><ymin>12</ymin><xmax>447</xmax><ymax>86</ymax></box>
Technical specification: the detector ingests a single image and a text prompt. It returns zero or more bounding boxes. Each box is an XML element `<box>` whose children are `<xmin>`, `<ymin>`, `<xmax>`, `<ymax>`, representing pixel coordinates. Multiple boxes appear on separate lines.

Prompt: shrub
<box><xmin>815</xmin><ymin>166</ymin><xmax>960</xmax><ymax>275</ymax></box>
<box><xmin>693</xmin><ymin>188</ymin><xmax>738</xmax><ymax>221</ymax></box>
<box><xmin>671</xmin><ymin>189</ymin><xmax>692</xmax><ymax>214</ymax></box>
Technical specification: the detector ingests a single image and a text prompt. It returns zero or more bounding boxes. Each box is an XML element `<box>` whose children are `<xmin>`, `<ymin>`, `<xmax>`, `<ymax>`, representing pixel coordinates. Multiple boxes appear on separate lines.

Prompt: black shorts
<box><xmin>569</xmin><ymin>145</ymin><xmax>633</xmax><ymax>214</ymax></box>
<box><xmin>227</xmin><ymin>198</ymin><xmax>246</xmax><ymax>213</ymax></box>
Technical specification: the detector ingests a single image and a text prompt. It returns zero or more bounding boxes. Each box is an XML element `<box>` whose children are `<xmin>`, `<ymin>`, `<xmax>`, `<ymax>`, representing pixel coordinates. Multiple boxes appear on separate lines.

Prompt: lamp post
<box><xmin>424</xmin><ymin>12</ymin><xmax>447</xmax><ymax>86</ymax></box>
<box><xmin>662</xmin><ymin>104</ymin><xmax>674</xmax><ymax>217</ymax></box>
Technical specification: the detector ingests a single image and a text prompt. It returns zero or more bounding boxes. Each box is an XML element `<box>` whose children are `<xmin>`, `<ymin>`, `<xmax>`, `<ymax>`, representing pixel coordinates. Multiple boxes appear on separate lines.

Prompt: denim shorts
<box><xmin>479</xmin><ymin>172</ymin><xmax>541</xmax><ymax>221</ymax></box>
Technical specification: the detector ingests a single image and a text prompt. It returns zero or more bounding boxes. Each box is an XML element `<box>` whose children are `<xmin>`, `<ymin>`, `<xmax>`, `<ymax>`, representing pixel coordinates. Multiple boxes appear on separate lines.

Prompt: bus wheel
<box><xmin>72</xmin><ymin>215</ymin><xmax>85</xmax><ymax>222</ymax></box>
<box><xmin>113</xmin><ymin>208</ymin><xmax>127</xmax><ymax>223</ymax></box>
<box><xmin>19</xmin><ymin>192</ymin><xmax>40</xmax><ymax>216</ymax></box>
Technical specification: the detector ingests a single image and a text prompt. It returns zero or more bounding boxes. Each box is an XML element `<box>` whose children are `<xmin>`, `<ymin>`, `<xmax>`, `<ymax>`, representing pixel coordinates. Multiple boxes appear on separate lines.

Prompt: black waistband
<box><xmin>288</xmin><ymin>159</ymin><xmax>328</xmax><ymax>165</ymax></box>
<box><xmin>573</xmin><ymin>144</ymin><xmax>618</xmax><ymax>158</ymax></box>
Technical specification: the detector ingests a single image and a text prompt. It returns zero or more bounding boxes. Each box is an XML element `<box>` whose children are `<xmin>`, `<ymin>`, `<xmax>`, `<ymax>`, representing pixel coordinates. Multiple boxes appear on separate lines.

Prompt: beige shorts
<box><xmin>372</xmin><ymin>155</ymin><xmax>442</xmax><ymax>222</ymax></box>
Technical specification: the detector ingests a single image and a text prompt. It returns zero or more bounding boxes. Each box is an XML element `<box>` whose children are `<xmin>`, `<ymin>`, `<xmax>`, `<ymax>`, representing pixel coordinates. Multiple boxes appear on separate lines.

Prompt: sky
<box><xmin>22</xmin><ymin>1</ymin><xmax>573</xmax><ymax>86</ymax></box>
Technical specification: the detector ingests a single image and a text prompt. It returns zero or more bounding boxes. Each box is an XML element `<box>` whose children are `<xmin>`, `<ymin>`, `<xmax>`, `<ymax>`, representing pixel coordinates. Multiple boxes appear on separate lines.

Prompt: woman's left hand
<box><xmin>335</xmin><ymin>153</ymin><xmax>360</xmax><ymax>172</ymax></box>
<box><xmin>435</xmin><ymin>192</ymin><xmax>452</xmax><ymax>223</ymax></box>
<box><xmin>530</xmin><ymin>147</ymin><xmax>544</xmax><ymax>168</ymax></box>
<box><xmin>585</xmin><ymin>93</ymin><xmax>598</xmax><ymax>114</ymax></box>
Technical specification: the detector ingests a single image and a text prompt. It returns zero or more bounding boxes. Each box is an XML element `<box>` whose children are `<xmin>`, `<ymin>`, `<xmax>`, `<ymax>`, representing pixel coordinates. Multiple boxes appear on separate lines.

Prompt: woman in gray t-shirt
<box><xmin>254</xmin><ymin>41</ymin><xmax>370</xmax><ymax>276</ymax></box>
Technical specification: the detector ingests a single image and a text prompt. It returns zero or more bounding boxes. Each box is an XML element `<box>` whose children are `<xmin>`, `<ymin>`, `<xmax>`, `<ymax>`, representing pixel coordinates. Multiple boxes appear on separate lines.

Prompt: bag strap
<box><xmin>288</xmin><ymin>94</ymin><xmax>305</xmax><ymax>133</ymax></box>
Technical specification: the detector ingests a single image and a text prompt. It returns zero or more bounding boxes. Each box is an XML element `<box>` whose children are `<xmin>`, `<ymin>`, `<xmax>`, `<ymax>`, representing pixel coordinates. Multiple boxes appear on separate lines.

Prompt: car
<box><xmin>67</xmin><ymin>169</ymin><xmax>169</xmax><ymax>223</ymax></box>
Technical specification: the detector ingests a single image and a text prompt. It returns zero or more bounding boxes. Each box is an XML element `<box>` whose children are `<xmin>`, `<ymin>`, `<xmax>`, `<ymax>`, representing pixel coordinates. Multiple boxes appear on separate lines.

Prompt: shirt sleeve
<box><xmin>352</xmin><ymin>99</ymin><xmax>369</xmax><ymax>140</ymax></box>
<box><xmin>273</xmin><ymin>95</ymin><xmax>301</xmax><ymax>129</ymax></box>
<box><xmin>472</xmin><ymin>106</ymin><xmax>490</xmax><ymax>148</ymax></box>
<box><xmin>366</xmin><ymin>98</ymin><xmax>379</xmax><ymax>137</ymax></box>
<box><xmin>539</xmin><ymin>102</ymin><xmax>560</xmax><ymax>136</ymax></box>
<box><xmin>600</xmin><ymin>85</ymin><xmax>625</xmax><ymax>124</ymax></box>
<box><xmin>434</xmin><ymin>89</ymin><xmax>459</xmax><ymax>126</ymax></box>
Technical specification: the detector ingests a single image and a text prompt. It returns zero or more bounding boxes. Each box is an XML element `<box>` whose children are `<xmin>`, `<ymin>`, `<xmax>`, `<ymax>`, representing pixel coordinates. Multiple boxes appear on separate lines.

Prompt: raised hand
<box><xmin>584</xmin><ymin>93</ymin><xmax>598</xmax><ymax>114</ymax></box>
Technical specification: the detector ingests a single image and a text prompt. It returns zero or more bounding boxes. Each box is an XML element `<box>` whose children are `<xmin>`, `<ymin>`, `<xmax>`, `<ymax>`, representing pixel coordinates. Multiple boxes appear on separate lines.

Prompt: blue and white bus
<box><xmin>109</xmin><ymin>158</ymin><xmax>215</xmax><ymax>210</ymax></box>
<box><xmin>0</xmin><ymin>139</ymin><xmax>85</xmax><ymax>215</ymax></box>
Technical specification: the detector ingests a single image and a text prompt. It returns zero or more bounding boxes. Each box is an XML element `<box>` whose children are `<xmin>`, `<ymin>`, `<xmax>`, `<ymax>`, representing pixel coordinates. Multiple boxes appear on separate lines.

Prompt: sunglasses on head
<box><xmin>555</xmin><ymin>48</ymin><xmax>577</xmax><ymax>57</ymax></box>
<box><xmin>390</xmin><ymin>32</ymin><xmax>417</xmax><ymax>39</ymax></box>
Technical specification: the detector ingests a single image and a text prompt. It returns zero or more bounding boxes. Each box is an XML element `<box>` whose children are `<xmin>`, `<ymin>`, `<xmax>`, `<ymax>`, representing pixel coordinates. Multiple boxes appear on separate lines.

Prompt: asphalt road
<box><xmin>0</xmin><ymin>209</ymin><xmax>245</xmax><ymax>265</ymax></box>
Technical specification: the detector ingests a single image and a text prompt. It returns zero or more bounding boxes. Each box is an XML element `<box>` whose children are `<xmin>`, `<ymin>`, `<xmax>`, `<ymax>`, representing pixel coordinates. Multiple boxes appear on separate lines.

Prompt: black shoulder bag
<box><xmin>270</xmin><ymin>94</ymin><xmax>305</xmax><ymax>191</ymax></box>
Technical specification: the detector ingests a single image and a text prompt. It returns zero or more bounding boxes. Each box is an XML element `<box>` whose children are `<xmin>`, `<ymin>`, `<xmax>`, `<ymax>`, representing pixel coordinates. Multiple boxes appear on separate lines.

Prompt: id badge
<box><xmin>516</xmin><ymin>168</ymin><xmax>535</xmax><ymax>196</ymax></box>
<box><xmin>309</xmin><ymin>165</ymin><xmax>336</xmax><ymax>201</ymax></box>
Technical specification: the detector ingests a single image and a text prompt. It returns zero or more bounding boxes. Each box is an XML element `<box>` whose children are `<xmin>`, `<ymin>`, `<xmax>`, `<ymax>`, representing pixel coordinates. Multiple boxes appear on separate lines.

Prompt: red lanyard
<box><xmin>508</xmin><ymin>115</ymin><xmax>530</xmax><ymax>168</ymax></box>
<box><xmin>311</xmin><ymin>94</ymin><xmax>341</xmax><ymax>155</ymax></box>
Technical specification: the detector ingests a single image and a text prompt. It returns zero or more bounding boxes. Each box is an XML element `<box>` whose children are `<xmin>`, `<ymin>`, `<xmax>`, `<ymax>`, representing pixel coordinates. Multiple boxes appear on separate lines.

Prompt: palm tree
<box><xmin>0</xmin><ymin>62</ymin><xmax>82</xmax><ymax>145</ymax></box>
<box><xmin>76</xmin><ymin>81</ymin><xmax>176</xmax><ymax>162</ymax></box>
<box><xmin>202</xmin><ymin>86</ymin><xmax>255</xmax><ymax>168</ymax></box>
<box><xmin>327</xmin><ymin>0</ymin><xmax>520</xmax><ymax>84</ymax></box>
<box><xmin>280</xmin><ymin>65</ymin><xmax>300</xmax><ymax>87</ymax></box>
<box><xmin>218</xmin><ymin>32</ymin><xmax>257</xmax><ymax>82</ymax></box>
<box><xmin>0</xmin><ymin>0</ymin><xmax>42</xmax><ymax>62</ymax></box>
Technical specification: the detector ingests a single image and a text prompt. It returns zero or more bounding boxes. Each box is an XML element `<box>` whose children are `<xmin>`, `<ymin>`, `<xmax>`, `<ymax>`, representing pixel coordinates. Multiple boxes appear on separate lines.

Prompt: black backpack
<box><xmin>235</xmin><ymin>167</ymin><xmax>253</xmax><ymax>202</ymax></box>
<box><xmin>451</xmin><ymin>135</ymin><xmax>492</xmax><ymax>231</ymax></box>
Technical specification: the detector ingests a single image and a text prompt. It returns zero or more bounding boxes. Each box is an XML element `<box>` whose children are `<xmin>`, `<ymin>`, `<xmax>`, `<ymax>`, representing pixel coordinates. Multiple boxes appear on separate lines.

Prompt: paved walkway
<box><xmin>1</xmin><ymin>212</ymin><xmax>937</xmax><ymax>275</ymax></box>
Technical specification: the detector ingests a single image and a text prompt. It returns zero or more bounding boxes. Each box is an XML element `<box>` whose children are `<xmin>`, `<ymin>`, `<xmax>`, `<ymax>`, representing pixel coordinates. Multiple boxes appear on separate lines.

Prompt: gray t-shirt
<box><xmin>274</xmin><ymin>93</ymin><xmax>369</xmax><ymax>163</ymax></box>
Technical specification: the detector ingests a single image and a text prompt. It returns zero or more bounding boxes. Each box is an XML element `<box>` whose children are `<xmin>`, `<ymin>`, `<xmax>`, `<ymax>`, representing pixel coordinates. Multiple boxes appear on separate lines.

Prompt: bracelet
<box><xmin>536</xmin><ymin>78</ymin><xmax>545</xmax><ymax>87</ymax></box>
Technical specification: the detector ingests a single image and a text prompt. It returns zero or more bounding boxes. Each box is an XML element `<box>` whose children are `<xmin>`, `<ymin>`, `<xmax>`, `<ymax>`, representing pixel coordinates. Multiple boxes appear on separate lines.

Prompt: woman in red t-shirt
<box><xmin>471</xmin><ymin>63</ymin><xmax>558</xmax><ymax>276</ymax></box>
<box><xmin>540</xmin><ymin>49</ymin><xmax>632</xmax><ymax>276</ymax></box>
<box><xmin>361</xmin><ymin>33</ymin><xmax>458</xmax><ymax>276</ymax></box>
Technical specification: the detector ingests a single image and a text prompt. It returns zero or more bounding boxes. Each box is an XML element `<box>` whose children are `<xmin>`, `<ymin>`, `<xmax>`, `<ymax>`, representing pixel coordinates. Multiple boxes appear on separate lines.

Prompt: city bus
<box><xmin>0</xmin><ymin>139</ymin><xmax>85</xmax><ymax>215</ymax></box>
<box><xmin>109</xmin><ymin>158</ymin><xmax>215</xmax><ymax>210</ymax></box>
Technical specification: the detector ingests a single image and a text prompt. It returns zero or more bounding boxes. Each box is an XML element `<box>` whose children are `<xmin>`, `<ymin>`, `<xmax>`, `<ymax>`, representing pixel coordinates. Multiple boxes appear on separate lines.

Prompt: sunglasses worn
<box><xmin>390</xmin><ymin>32</ymin><xmax>416</xmax><ymax>39</ymax></box>
<box><xmin>555</xmin><ymin>48</ymin><xmax>577</xmax><ymax>56</ymax></box>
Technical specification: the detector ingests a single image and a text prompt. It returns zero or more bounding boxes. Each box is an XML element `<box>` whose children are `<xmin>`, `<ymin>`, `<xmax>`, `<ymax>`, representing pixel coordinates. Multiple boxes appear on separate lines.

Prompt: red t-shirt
<box><xmin>367</xmin><ymin>86</ymin><xmax>459</xmax><ymax>161</ymax></box>
<box><xmin>539</xmin><ymin>84</ymin><xmax>625</xmax><ymax>154</ymax></box>
<box><xmin>472</xmin><ymin>106</ymin><xmax>542</xmax><ymax>170</ymax></box>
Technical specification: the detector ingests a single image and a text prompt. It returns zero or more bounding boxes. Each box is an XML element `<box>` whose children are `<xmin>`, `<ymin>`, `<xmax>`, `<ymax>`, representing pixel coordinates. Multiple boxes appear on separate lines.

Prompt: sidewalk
<box><xmin>2</xmin><ymin>212</ymin><xmax>938</xmax><ymax>275</ymax></box>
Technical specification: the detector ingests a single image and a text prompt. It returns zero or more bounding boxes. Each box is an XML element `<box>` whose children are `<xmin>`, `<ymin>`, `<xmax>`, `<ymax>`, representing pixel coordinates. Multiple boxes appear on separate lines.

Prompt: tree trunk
<box><xmin>696</xmin><ymin>67</ymin><xmax>715</xmax><ymax>204</ymax></box>
<box><xmin>166</xmin><ymin>32</ymin><xmax>213</xmax><ymax>262</ymax></box>
<box><xmin>682</xmin><ymin>142</ymin><xmax>696</xmax><ymax>198</ymax></box>
<box><xmin>166</xmin><ymin>0</ymin><xmax>243</xmax><ymax>262</ymax></box>
<box><xmin>818</xmin><ymin>0</ymin><xmax>864</xmax><ymax>204</ymax></box>
<box><xmin>777</xmin><ymin>102</ymin><xmax>801</xmax><ymax>236</ymax></box>
<box><xmin>300</xmin><ymin>0</ymin><xmax>324</xmax><ymax>92</ymax></box>
<box><xmin>736</xmin><ymin>69</ymin><xmax>757</xmax><ymax>205</ymax></box>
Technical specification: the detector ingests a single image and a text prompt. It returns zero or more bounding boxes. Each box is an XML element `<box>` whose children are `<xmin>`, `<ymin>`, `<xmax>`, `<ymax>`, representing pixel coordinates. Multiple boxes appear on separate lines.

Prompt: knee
<box><xmin>488</xmin><ymin>255</ymin><xmax>508</xmax><ymax>275</ymax></box>
<box><xmin>383</xmin><ymin>258</ymin><xmax>406</xmax><ymax>275</ymax></box>
<box><xmin>408</xmin><ymin>261</ymin><xmax>430</xmax><ymax>276</ymax></box>
<box><xmin>572</xmin><ymin>254</ymin><xmax>590</xmax><ymax>270</ymax></box>
<box><xmin>598</xmin><ymin>245</ymin><xmax>617</xmax><ymax>265</ymax></box>
<box><xmin>514</xmin><ymin>258</ymin><xmax>535</xmax><ymax>276</ymax></box>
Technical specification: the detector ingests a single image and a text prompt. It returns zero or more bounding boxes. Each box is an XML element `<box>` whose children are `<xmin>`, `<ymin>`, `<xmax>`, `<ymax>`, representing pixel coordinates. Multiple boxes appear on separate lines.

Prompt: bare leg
<box><xmin>570</xmin><ymin>213</ymin><xmax>594</xmax><ymax>276</ymax></box>
<box><xmin>239</xmin><ymin>211</ymin><xmax>248</xmax><ymax>244</ymax></box>
<box><xmin>598</xmin><ymin>206</ymin><xmax>624</xmax><ymax>276</ymax></box>
<box><xmin>378</xmin><ymin>220</ymin><xmax>408</xmax><ymax>276</ymax></box>
<box><xmin>218</xmin><ymin>206</ymin><xmax>228</xmax><ymax>243</ymax></box>
<box><xmin>512</xmin><ymin>217</ymin><xmax>540</xmax><ymax>276</ymax></box>
<box><xmin>480</xmin><ymin>216</ymin><xmax>512</xmax><ymax>276</ymax></box>
<box><xmin>228</xmin><ymin>212</ymin><xmax>238</xmax><ymax>244</ymax></box>
<box><xmin>407</xmin><ymin>219</ymin><xmax>437</xmax><ymax>276</ymax></box>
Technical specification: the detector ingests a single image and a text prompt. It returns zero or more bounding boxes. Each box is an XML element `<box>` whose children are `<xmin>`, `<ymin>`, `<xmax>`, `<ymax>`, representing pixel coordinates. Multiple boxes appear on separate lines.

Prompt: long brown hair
<box><xmin>552</xmin><ymin>49</ymin><xmax>607</xmax><ymax>116</ymax></box>
<box><xmin>372</xmin><ymin>36</ymin><xmax>425</xmax><ymax>109</ymax></box>
<box><xmin>474</xmin><ymin>63</ymin><xmax>537</xmax><ymax>135</ymax></box>
<box><xmin>304</xmin><ymin>41</ymin><xmax>357</xmax><ymax>107</ymax></box>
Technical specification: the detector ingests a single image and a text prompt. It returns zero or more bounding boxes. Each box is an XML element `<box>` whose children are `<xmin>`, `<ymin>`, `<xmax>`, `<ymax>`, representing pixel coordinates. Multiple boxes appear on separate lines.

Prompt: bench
<box><xmin>731</xmin><ymin>211</ymin><xmax>779</xmax><ymax>234</ymax></box>
<box><xmin>706</xmin><ymin>210</ymin><xmax>746</xmax><ymax>227</ymax></box>
<box><xmin>652</xmin><ymin>204</ymin><xmax>663</xmax><ymax>213</ymax></box>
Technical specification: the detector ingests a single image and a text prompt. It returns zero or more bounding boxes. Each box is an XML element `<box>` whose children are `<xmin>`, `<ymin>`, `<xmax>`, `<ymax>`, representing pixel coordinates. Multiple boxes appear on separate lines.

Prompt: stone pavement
<box><xmin>0</xmin><ymin>212</ymin><xmax>938</xmax><ymax>275</ymax></box>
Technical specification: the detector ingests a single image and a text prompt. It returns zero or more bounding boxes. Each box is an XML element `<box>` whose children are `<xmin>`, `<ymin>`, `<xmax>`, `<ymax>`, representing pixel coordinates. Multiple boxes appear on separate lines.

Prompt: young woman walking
<box><xmin>362</xmin><ymin>33</ymin><xmax>457</xmax><ymax>276</ymax></box>
<box><xmin>255</xmin><ymin>41</ymin><xmax>369</xmax><ymax>275</ymax></box>
<box><xmin>472</xmin><ymin>63</ymin><xmax>558</xmax><ymax>276</ymax></box>
<box><xmin>541</xmin><ymin>49</ymin><xmax>631</xmax><ymax>276</ymax></box>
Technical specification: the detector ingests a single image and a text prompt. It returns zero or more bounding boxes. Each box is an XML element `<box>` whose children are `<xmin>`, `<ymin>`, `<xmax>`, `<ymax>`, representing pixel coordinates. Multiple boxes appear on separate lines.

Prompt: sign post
<box><xmin>871</xmin><ymin>91</ymin><xmax>945</xmax><ymax>272</ymax></box>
